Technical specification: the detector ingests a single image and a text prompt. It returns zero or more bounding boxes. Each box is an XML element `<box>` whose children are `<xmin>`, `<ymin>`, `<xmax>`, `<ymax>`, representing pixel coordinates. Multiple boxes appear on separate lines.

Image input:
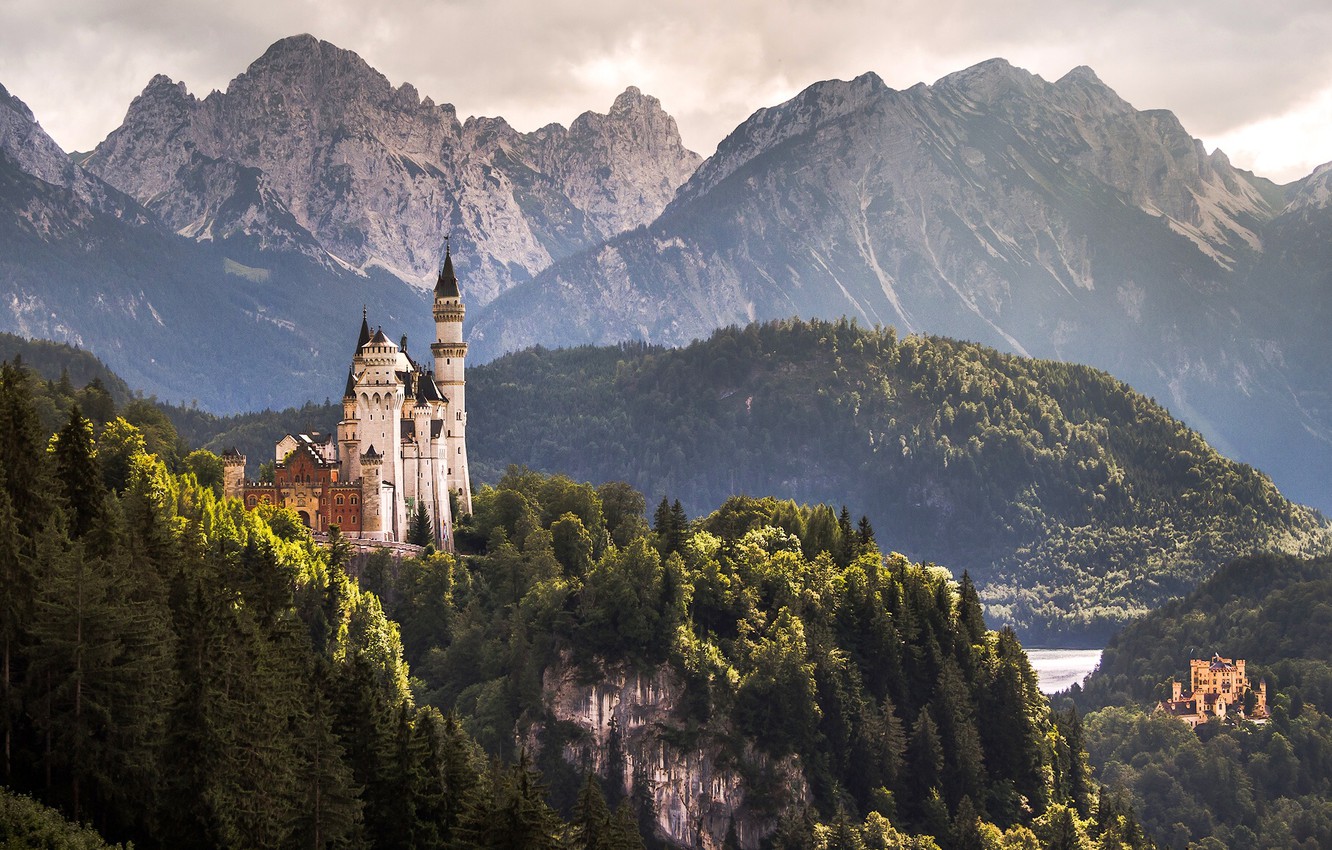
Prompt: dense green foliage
<box><xmin>1076</xmin><ymin>554</ymin><xmax>1332</xmax><ymax>710</ymax></box>
<box><xmin>0</xmin><ymin>349</ymin><xmax>1162</xmax><ymax>848</ymax></box>
<box><xmin>0</xmin><ymin>360</ymin><xmax>641</xmax><ymax>850</ymax></box>
<box><xmin>1083</xmin><ymin>705</ymin><xmax>1332</xmax><ymax>849</ymax></box>
<box><xmin>465</xmin><ymin>320</ymin><xmax>1328</xmax><ymax>642</ymax></box>
<box><xmin>0</xmin><ymin>786</ymin><xmax>127</xmax><ymax>849</ymax></box>
<box><xmin>361</xmin><ymin>466</ymin><xmax>1154</xmax><ymax>847</ymax></box>
<box><xmin>1070</xmin><ymin>554</ymin><xmax>1332</xmax><ymax>848</ymax></box>
<box><xmin>156</xmin><ymin>319</ymin><xmax>1328</xmax><ymax>642</ymax></box>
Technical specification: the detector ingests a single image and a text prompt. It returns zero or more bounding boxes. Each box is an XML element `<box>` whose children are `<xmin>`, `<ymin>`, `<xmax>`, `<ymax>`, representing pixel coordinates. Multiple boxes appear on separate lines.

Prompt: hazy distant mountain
<box><xmin>0</xmin><ymin>79</ymin><xmax>431</xmax><ymax>410</ymax></box>
<box><xmin>467</xmin><ymin>60</ymin><xmax>1332</xmax><ymax>510</ymax></box>
<box><xmin>0</xmin><ymin>36</ymin><xmax>698</xmax><ymax>408</ymax></box>
<box><xmin>83</xmin><ymin>34</ymin><xmax>701</xmax><ymax>305</ymax></box>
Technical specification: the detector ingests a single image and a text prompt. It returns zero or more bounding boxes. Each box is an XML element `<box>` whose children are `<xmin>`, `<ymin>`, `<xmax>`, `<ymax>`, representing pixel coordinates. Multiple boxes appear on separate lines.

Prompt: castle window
<box><xmin>351</xmin><ymin>496</ymin><xmax>359</xmax><ymax>505</ymax></box>
<box><xmin>247</xmin><ymin>495</ymin><xmax>256</xmax><ymax>506</ymax></box>
<box><xmin>457</xmin><ymin>447</ymin><xmax>462</xmax><ymax>454</ymax></box>
<box><xmin>336</xmin><ymin>495</ymin><xmax>345</xmax><ymax>505</ymax></box>
<box><xmin>456</xmin><ymin>411</ymin><xmax>462</xmax><ymax>420</ymax></box>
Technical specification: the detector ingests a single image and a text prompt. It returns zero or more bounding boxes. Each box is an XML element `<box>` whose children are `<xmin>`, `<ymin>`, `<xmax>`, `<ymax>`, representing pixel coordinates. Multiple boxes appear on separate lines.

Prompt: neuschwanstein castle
<box><xmin>222</xmin><ymin>249</ymin><xmax>472</xmax><ymax>550</ymax></box>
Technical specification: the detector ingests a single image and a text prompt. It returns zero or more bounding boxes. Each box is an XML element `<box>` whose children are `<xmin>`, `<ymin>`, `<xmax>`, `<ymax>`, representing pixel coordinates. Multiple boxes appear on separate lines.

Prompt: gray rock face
<box><xmin>533</xmin><ymin>656</ymin><xmax>808</xmax><ymax>850</ymax></box>
<box><xmin>0</xmin><ymin>83</ymin><xmax>144</xmax><ymax>222</ymax></box>
<box><xmin>84</xmin><ymin>35</ymin><xmax>700</xmax><ymax>305</ymax></box>
<box><xmin>468</xmin><ymin>58</ymin><xmax>1332</xmax><ymax>511</ymax></box>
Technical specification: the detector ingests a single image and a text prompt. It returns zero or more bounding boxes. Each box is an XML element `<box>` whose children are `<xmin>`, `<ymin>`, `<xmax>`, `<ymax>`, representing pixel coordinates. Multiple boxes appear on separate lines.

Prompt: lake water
<box><xmin>1026</xmin><ymin>648</ymin><xmax>1103</xmax><ymax>694</ymax></box>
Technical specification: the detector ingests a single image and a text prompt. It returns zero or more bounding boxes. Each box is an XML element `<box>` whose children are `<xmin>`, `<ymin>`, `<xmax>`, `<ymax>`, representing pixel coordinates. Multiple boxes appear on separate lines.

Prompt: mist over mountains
<box><xmin>1</xmin><ymin>37</ymin><xmax>1330</xmax><ymax>509</ymax></box>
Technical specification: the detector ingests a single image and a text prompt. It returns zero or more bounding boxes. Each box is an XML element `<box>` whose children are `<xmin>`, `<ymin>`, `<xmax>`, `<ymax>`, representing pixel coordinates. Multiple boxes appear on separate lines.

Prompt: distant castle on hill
<box><xmin>1158</xmin><ymin>654</ymin><xmax>1268</xmax><ymax>728</ymax></box>
<box><xmin>223</xmin><ymin>248</ymin><xmax>472</xmax><ymax>550</ymax></box>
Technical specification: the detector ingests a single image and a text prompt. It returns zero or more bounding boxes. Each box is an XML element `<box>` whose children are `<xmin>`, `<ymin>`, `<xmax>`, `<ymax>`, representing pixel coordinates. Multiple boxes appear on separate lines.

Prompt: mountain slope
<box><xmin>83</xmin><ymin>35</ymin><xmax>701</xmax><ymax>305</ymax></box>
<box><xmin>466</xmin><ymin>319</ymin><xmax>1328</xmax><ymax>642</ymax></box>
<box><xmin>467</xmin><ymin>59</ymin><xmax>1332</xmax><ymax>512</ymax></box>
<box><xmin>0</xmin><ymin>82</ymin><xmax>432</xmax><ymax>410</ymax></box>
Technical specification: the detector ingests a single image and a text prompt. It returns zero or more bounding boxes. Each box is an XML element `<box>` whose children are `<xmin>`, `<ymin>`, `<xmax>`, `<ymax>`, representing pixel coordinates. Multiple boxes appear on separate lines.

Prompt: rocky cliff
<box><xmin>532</xmin><ymin>658</ymin><xmax>808</xmax><ymax>850</ymax></box>
<box><xmin>84</xmin><ymin>35</ymin><xmax>700</xmax><ymax>305</ymax></box>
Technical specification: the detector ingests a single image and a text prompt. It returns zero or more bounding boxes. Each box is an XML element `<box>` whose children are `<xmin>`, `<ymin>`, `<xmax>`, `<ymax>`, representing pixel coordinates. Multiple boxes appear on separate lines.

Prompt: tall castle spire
<box><xmin>435</xmin><ymin>243</ymin><xmax>459</xmax><ymax>298</ymax></box>
<box><xmin>431</xmin><ymin>240</ymin><xmax>471</xmax><ymax>515</ymax></box>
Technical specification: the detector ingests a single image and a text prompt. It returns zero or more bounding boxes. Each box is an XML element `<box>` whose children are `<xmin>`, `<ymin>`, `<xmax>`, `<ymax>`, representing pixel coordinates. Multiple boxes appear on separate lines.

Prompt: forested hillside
<box><xmin>0</xmin><ymin>356</ymin><xmax>1156</xmax><ymax>849</ymax></box>
<box><xmin>467</xmin><ymin>320</ymin><xmax>1328</xmax><ymax>642</ymax></box>
<box><xmin>151</xmin><ymin>318</ymin><xmax>1330</xmax><ymax>642</ymax></box>
<box><xmin>1069</xmin><ymin>554</ymin><xmax>1332</xmax><ymax>847</ymax></box>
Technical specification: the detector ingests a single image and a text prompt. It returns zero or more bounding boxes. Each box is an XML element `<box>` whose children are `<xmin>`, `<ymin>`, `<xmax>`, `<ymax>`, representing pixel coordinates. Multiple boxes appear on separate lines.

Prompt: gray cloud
<box><xmin>3</xmin><ymin>0</ymin><xmax>1331</xmax><ymax>180</ymax></box>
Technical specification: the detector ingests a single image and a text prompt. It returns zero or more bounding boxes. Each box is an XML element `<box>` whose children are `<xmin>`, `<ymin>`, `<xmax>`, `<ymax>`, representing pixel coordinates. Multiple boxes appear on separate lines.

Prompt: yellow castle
<box><xmin>1158</xmin><ymin>654</ymin><xmax>1268</xmax><ymax>728</ymax></box>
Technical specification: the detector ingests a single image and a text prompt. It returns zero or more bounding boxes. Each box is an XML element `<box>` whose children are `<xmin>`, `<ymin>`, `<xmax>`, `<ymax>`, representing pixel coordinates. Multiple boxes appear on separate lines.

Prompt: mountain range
<box><xmin>1</xmin><ymin>36</ymin><xmax>1330</xmax><ymax>511</ymax></box>
<box><xmin>0</xmin><ymin>35</ymin><xmax>698</xmax><ymax>408</ymax></box>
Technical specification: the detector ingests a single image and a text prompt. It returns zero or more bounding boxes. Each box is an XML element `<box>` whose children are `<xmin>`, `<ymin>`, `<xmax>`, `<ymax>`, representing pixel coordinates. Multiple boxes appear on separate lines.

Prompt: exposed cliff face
<box><xmin>84</xmin><ymin>35</ymin><xmax>700</xmax><ymax>304</ymax></box>
<box><xmin>533</xmin><ymin>659</ymin><xmax>808</xmax><ymax>850</ymax></box>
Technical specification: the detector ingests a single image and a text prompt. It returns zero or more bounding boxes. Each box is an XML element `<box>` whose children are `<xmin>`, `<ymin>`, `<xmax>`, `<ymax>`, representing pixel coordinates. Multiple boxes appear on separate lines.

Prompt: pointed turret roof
<box><xmin>370</xmin><ymin>327</ymin><xmax>392</xmax><ymax>346</ymax></box>
<box><xmin>417</xmin><ymin>370</ymin><xmax>442</xmax><ymax>402</ymax></box>
<box><xmin>343</xmin><ymin>368</ymin><xmax>356</xmax><ymax>399</ymax></box>
<box><xmin>434</xmin><ymin>246</ymin><xmax>459</xmax><ymax>298</ymax></box>
<box><xmin>356</xmin><ymin>306</ymin><xmax>371</xmax><ymax>351</ymax></box>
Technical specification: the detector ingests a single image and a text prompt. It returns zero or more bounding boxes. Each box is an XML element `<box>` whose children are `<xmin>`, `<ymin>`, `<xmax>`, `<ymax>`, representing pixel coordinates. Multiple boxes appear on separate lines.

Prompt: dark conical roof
<box><xmin>370</xmin><ymin>327</ymin><xmax>392</xmax><ymax>346</ymax></box>
<box><xmin>418</xmin><ymin>370</ymin><xmax>442</xmax><ymax>402</ymax></box>
<box><xmin>356</xmin><ymin>306</ymin><xmax>371</xmax><ymax>351</ymax></box>
<box><xmin>343</xmin><ymin>368</ymin><xmax>356</xmax><ymax>399</ymax></box>
<box><xmin>434</xmin><ymin>247</ymin><xmax>459</xmax><ymax>298</ymax></box>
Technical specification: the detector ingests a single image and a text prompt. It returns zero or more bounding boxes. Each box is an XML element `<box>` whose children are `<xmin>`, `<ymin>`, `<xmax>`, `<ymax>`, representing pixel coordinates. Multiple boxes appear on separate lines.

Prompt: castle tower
<box><xmin>431</xmin><ymin>246</ymin><xmax>472</xmax><ymax>515</ymax></box>
<box><xmin>338</xmin><ymin>365</ymin><xmax>362</xmax><ymax>484</ymax></box>
<box><xmin>360</xmin><ymin>445</ymin><xmax>384</xmax><ymax>539</ymax></box>
<box><xmin>222</xmin><ymin>448</ymin><xmax>246</xmax><ymax>500</ymax></box>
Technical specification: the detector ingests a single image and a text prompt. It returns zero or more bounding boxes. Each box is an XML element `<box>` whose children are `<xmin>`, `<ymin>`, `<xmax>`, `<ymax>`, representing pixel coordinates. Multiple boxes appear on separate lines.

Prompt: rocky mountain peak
<box><xmin>670</xmin><ymin>72</ymin><xmax>887</xmax><ymax>209</ymax></box>
<box><xmin>0</xmin><ymin>81</ymin><xmax>35</xmax><ymax>123</ymax></box>
<box><xmin>611</xmin><ymin>85</ymin><xmax>646</xmax><ymax>113</ymax></box>
<box><xmin>82</xmin><ymin>35</ymin><xmax>702</xmax><ymax>304</ymax></box>
<box><xmin>1284</xmin><ymin>160</ymin><xmax>1332</xmax><ymax>213</ymax></box>
<box><xmin>936</xmin><ymin>57</ymin><xmax>1044</xmax><ymax>103</ymax></box>
<box><xmin>0</xmin><ymin>81</ymin><xmax>86</xmax><ymax>195</ymax></box>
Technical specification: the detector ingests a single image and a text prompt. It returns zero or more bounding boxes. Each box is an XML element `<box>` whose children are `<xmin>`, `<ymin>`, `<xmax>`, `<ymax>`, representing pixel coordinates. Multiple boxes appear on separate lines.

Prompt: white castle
<box><xmin>224</xmin><ymin>247</ymin><xmax>471</xmax><ymax>549</ymax></box>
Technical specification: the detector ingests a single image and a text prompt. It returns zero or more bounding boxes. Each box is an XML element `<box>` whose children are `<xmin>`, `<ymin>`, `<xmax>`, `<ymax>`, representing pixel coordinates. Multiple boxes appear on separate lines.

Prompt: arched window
<box><xmin>351</xmin><ymin>496</ymin><xmax>359</xmax><ymax>505</ymax></box>
<box><xmin>247</xmin><ymin>495</ymin><xmax>256</xmax><ymax>506</ymax></box>
<box><xmin>456</xmin><ymin>411</ymin><xmax>462</xmax><ymax>420</ymax></box>
<box><xmin>336</xmin><ymin>494</ymin><xmax>345</xmax><ymax>505</ymax></box>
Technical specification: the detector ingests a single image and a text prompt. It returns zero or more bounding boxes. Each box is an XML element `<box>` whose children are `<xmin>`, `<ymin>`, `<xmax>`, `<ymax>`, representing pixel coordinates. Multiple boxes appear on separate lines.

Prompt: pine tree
<box><xmin>0</xmin><ymin>488</ymin><xmax>29</xmax><ymax>783</ymax></box>
<box><xmin>934</xmin><ymin>657</ymin><xmax>987</xmax><ymax>811</ymax></box>
<box><xmin>293</xmin><ymin>685</ymin><xmax>362</xmax><ymax>850</ymax></box>
<box><xmin>24</xmin><ymin>512</ymin><xmax>161</xmax><ymax>822</ymax></box>
<box><xmin>906</xmin><ymin>710</ymin><xmax>944</xmax><ymax>816</ymax></box>
<box><xmin>608</xmin><ymin>798</ymin><xmax>646</xmax><ymax>850</ymax></box>
<box><xmin>0</xmin><ymin>360</ymin><xmax>50</xmax><ymax>536</ymax></box>
<box><xmin>956</xmin><ymin>572</ymin><xmax>987</xmax><ymax>647</ymax></box>
<box><xmin>48</xmin><ymin>406</ymin><xmax>104</xmax><ymax>539</ymax></box>
<box><xmin>408</xmin><ymin>500</ymin><xmax>433</xmax><ymax>547</ymax></box>
<box><xmin>856</xmin><ymin>515</ymin><xmax>876</xmax><ymax>553</ymax></box>
<box><xmin>468</xmin><ymin>750</ymin><xmax>562</xmax><ymax>850</ymax></box>
<box><xmin>570</xmin><ymin>773</ymin><xmax>612</xmax><ymax>850</ymax></box>
<box><xmin>836</xmin><ymin>506</ymin><xmax>854</xmax><ymax>566</ymax></box>
<box><xmin>667</xmin><ymin>500</ymin><xmax>688</xmax><ymax>553</ymax></box>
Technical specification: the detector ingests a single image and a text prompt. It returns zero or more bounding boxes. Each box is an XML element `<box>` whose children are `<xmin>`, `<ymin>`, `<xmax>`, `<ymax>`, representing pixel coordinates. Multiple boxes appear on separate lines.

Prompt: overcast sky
<box><xmin>4</xmin><ymin>0</ymin><xmax>1331</xmax><ymax>183</ymax></box>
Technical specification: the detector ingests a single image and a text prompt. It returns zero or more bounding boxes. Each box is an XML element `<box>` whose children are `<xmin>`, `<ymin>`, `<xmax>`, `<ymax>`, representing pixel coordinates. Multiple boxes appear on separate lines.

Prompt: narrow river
<box><xmin>1025</xmin><ymin>648</ymin><xmax>1103</xmax><ymax>694</ymax></box>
